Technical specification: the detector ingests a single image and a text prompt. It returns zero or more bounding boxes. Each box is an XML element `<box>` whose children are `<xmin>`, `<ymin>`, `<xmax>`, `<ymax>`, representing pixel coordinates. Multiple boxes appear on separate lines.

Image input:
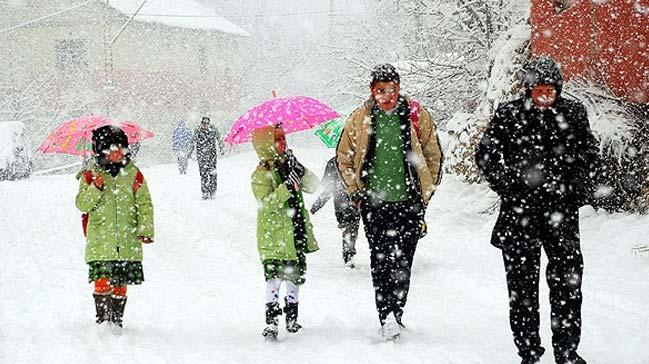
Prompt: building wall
<box><xmin>0</xmin><ymin>1</ymin><xmax>244</xmax><ymax>166</ymax></box>
<box><xmin>531</xmin><ymin>0</ymin><xmax>648</xmax><ymax>104</ymax></box>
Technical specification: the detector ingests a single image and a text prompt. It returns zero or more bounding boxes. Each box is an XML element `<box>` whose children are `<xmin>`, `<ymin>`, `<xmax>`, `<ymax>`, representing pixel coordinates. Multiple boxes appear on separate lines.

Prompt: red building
<box><xmin>531</xmin><ymin>0</ymin><xmax>648</xmax><ymax>104</ymax></box>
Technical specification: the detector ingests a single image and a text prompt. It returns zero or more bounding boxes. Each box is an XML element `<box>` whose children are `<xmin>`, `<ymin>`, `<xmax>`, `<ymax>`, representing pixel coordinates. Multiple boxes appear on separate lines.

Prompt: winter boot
<box><xmin>93</xmin><ymin>293</ymin><xmax>111</xmax><ymax>324</ymax></box>
<box><xmin>284</xmin><ymin>299</ymin><xmax>302</xmax><ymax>334</ymax></box>
<box><xmin>262</xmin><ymin>302</ymin><xmax>281</xmax><ymax>340</ymax></box>
<box><xmin>380</xmin><ymin>313</ymin><xmax>400</xmax><ymax>341</ymax></box>
<box><xmin>343</xmin><ymin>254</ymin><xmax>356</xmax><ymax>269</ymax></box>
<box><xmin>110</xmin><ymin>296</ymin><xmax>127</xmax><ymax>328</ymax></box>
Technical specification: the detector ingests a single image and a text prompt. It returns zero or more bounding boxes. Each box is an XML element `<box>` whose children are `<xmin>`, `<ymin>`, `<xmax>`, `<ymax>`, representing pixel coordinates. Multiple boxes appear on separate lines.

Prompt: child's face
<box><xmin>371</xmin><ymin>81</ymin><xmax>400</xmax><ymax>111</ymax></box>
<box><xmin>104</xmin><ymin>145</ymin><xmax>126</xmax><ymax>163</ymax></box>
<box><xmin>274</xmin><ymin>128</ymin><xmax>287</xmax><ymax>156</ymax></box>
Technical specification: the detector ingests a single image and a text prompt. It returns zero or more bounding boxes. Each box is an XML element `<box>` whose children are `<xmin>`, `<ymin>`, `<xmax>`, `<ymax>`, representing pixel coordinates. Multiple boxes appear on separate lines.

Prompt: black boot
<box><xmin>93</xmin><ymin>293</ymin><xmax>111</xmax><ymax>324</ymax></box>
<box><xmin>262</xmin><ymin>302</ymin><xmax>282</xmax><ymax>340</ymax></box>
<box><xmin>110</xmin><ymin>296</ymin><xmax>127</xmax><ymax>328</ymax></box>
<box><xmin>284</xmin><ymin>298</ymin><xmax>302</xmax><ymax>333</ymax></box>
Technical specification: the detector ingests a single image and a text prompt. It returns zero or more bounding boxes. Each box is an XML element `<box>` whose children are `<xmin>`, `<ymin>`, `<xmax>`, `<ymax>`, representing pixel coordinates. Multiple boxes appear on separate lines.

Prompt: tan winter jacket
<box><xmin>336</xmin><ymin>98</ymin><xmax>443</xmax><ymax>206</ymax></box>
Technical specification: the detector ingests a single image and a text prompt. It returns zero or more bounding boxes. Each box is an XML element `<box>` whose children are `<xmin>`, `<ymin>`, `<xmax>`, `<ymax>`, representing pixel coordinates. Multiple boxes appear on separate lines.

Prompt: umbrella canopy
<box><xmin>38</xmin><ymin>116</ymin><xmax>154</xmax><ymax>156</ymax></box>
<box><xmin>314</xmin><ymin>117</ymin><xmax>346</xmax><ymax>148</ymax></box>
<box><xmin>225</xmin><ymin>95</ymin><xmax>339</xmax><ymax>145</ymax></box>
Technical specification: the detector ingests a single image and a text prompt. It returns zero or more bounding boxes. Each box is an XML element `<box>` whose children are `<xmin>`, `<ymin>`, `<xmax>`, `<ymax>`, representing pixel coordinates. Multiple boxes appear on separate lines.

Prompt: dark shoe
<box><xmin>110</xmin><ymin>296</ymin><xmax>127</xmax><ymax>328</ymax></box>
<box><xmin>93</xmin><ymin>293</ymin><xmax>111</xmax><ymax>324</ymax></box>
<box><xmin>263</xmin><ymin>302</ymin><xmax>282</xmax><ymax>340</ymax></box>
<box><xmin>284</xmin><ymin>299</ymin><xmax>302</xmax><ymax>333</ymax></box>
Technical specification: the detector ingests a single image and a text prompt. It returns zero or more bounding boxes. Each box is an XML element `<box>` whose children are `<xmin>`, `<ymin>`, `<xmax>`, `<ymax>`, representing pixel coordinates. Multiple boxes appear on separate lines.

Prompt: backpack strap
<box><xmin>409</xmin><ymin>99</ymin><xmax>421</xmax><ymax>140</ymax></box>
<box><xmin>133</xmin><ymin>168</ymin><xmax>144</xmax><ymax>193</ymax></box>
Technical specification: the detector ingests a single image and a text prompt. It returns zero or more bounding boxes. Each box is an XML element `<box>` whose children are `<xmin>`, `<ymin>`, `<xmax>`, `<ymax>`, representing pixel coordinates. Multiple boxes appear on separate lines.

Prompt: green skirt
<box><xmin>263</xmin><ymin>251</ymin><xmax>306</xmax><ymax>286</ymax></box>
<box><xmin>88</xmin><ymin>260</ymin><xmax>144</xmax><ymax>286</ymax></box>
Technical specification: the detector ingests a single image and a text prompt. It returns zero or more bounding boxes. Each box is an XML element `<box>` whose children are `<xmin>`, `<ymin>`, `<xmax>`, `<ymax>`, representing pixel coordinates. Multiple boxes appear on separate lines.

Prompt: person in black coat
<box><xmin>475</xmin><ymin>56</ymin><xmax>599</xmax><ymax>364</ymax></box>
<box><xmin>188</xmin><ymin>117</ymin><xmax>225</xmax><ymax>199</ymax></box>
<box><xmin>310</xmin><ymin>157</ymin><xmax>360</xmax><ymax>267</ymax></box>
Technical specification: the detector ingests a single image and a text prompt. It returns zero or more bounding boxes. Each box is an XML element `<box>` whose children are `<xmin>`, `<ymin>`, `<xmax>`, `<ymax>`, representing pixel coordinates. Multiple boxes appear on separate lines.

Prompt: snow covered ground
<box><xmin>1</xmin><ymin>148</ymin><xmax>648</xmax><ymax>364</ymax></box>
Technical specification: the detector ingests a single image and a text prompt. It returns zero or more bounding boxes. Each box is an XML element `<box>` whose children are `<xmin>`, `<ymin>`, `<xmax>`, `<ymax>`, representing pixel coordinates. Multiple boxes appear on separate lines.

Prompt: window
<box><xmin>554</xmin><ymin>0</ymin><xmax>573</xmax><ymax>13</ymax></box>
<box><xmin>56</xmin><ymin>39</ymin><xmax>88</xmax><ymax>70</ymax></box>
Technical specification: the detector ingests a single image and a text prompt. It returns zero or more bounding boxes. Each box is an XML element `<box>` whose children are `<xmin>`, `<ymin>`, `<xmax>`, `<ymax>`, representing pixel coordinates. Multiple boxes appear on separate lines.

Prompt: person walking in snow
<box><xmin>188</xmin><ymin>117</ymin><xmax>225</xmax><ymax>199</ymax></box>
<box><xmin>336</xmin><ymin>64</ymin><xmax>443</xmax><ymax>340</ymax></box>
<box><xmin>475</xmin><ymin>56</ymin><xmax>600</xmax><ymax>364</ymax></box>
<box><xmin>172</xmin><ymin>120</ymin><xmax>192</xmax><ymax>175</ymax></box>
<box><xmin>310</xmin><ymin>156</ymin><xmax>360</xmax><ymax>268</ymax></box>
<box><xmin>251</xmin><ymin>125</ymin><xmax>320</xmax><ymax>340</ymax></box>
<box><xmin>76</xmin><ymin>125</ymin><xmax>154</xmax><ymax>329</ymax></box>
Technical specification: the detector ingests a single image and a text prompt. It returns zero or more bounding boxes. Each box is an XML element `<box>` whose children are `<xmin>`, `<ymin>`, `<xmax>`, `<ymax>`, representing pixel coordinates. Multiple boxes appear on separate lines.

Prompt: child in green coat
<box><xmin>250</xmin><ymin>125</ymin><xmax>319</xmax><ymax>340</ymax></box>
<box><xmin>76</xmin><ymin>125</ymin><xmax>154</xmax><ymax>329</ymax></box>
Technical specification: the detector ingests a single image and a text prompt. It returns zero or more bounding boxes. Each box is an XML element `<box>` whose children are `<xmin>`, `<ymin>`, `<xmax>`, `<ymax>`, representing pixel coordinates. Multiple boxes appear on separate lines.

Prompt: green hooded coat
<box><xmin>251</xmin><ymin>126</ymin><xmax>319</xmax><ymax>262</ymax></box>
<box><xmin>76</xmin><ymin>162</ymin><xmax>154</xmax><ymax>263</ymax></box>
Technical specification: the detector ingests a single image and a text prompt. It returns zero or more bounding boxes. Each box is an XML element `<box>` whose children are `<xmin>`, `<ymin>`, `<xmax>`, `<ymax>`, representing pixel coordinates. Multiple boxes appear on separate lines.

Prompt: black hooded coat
<box><xmin>474</xmin><ymin>57</ymin><xmax>597</xmax><ymax>363</ymax></box>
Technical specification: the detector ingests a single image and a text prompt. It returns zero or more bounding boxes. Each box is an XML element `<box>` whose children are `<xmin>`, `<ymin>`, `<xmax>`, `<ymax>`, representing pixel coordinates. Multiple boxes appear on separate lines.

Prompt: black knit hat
<box><xmin>523</xmin><ymin>56</ymin><xmax>563</xmax><ymax>97</ymax></box>
<box><xmin>370</xmin><ymin>63</ymin><xmax>400</xmax><ymax>86</ymax></box>
<box><xmin>91</xmin><ymin>125</ymin><xmax>128</xmax><ymax>156</ymax></box>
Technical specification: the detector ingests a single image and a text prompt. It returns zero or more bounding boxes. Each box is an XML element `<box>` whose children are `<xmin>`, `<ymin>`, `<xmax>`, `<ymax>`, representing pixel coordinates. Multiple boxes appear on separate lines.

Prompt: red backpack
<box><xmin>409</xmin><ymin>99</ymin><xmax>422</xmax><ymax>141</ymax></box>
<box><xmin>81</xmin><ymin>169</ymin><xmax>145</xmax><ymax>237</ymax></box>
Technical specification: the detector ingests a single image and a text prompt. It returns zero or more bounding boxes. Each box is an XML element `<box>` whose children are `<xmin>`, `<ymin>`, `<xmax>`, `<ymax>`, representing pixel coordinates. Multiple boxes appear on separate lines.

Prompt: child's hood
<box><xmin>251</xmin><ymin>126</ymin><xmax>279</xmax><ymax>162</ymax></box>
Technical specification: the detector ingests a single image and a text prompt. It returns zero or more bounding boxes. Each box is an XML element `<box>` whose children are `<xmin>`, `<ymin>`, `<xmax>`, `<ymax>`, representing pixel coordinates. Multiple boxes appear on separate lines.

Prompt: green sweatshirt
<box><xmin>367</xmin><ymin>110</ymin><xmax>408</xmax><ymax>202</ymax></box>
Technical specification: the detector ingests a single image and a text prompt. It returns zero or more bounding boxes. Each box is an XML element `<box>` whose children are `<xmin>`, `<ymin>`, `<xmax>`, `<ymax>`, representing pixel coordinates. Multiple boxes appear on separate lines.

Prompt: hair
<box><xmin>201</xmin><ymin>117</ymin><xmax>210</xmax><ymax>123</ymax></box>
<box><xmin>370</xmin><ymin>63</ymin><xmax>400</xmax><ymax>87</ymax></box>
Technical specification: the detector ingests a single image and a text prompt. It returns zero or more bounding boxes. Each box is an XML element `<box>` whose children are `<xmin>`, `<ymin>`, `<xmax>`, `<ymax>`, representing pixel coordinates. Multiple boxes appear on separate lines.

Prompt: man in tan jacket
<box><xmin>336</xmin><ymin>64</ymin><xmax>443</xmax><ymax>340</ymax></box>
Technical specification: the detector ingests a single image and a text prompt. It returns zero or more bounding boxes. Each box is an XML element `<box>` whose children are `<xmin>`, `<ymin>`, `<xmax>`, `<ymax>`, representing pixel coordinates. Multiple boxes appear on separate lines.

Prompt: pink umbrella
<box><xmin>225</xmin><ymin>95</ymin><xmax>339</xmax><ymax>145</ymax></box>
<box><xmin>39</xmin><ymin>116</ymin><xmax>154</xmax><ymax>156</ymax></box>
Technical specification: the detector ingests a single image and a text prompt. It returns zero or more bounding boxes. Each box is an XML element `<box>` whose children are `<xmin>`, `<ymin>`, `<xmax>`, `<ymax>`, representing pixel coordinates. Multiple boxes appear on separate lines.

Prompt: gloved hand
<box><xmin>284</xmin><ymin>150</ymin><xmax>304</xmax><ymax>191</ymax></box>
<box><xmin>93</xmin><ymin>173</ymin><xmax>104</xmax><ymax>190</ymax></box>
<box><xmin>418</xmin><ymin>220</ymin><xmax>427</xmax><ymax>239</ymax></box>
<box><xmin>286</xmin><ymin>150</ymin><xmax>305</xmax><ymax>178</ymax></box>
<box><xmin>139</xmin><ymin>236</ymin><xmax>154</xmax><ymax>244</ymax></box>
<box><xmin>285</xmin><ymin>171</ymin><xmax>301</xmax><ymax>192</ymax></box>
<box><xmin>350</xmin><ymin>190</ymin><xmax>366</xmax><ymax>208</ymax></box>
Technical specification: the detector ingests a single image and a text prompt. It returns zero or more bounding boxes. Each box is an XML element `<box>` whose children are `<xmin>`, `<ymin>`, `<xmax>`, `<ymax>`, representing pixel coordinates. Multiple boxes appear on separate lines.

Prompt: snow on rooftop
<box><xmin>108</xmin><ymin>0</ymin><xmax>249</xmax><ymax>37</ymax></box>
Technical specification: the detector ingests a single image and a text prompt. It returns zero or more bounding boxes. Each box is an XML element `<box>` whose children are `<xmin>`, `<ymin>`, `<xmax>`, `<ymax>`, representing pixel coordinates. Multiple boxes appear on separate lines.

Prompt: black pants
<box><xmin>361</xmin><ymin>199</ymin><xmax>419</xmax><ymax>324</ymax></box>
<box><xmin>177</xmin><ymin>153</ymin><xmax>188</xmax><ymax>175</ymax></box>
<box><xmin>338</xmin><ymin>217</ymin><xmax>359</xmax><ymax>263</ymax></box>
<box><xmin>494</xmin><ymin>203</ymin><xmax>584</xmax><ymax>363</ymax></box>
<box><xmin>198</xmin><ymin>162</ymin><xmax>217</xmax><ymax>197</ymax></box>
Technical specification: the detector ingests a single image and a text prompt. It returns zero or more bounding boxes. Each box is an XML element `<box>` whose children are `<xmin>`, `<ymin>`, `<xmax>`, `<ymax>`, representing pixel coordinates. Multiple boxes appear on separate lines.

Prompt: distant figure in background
<box><xmin>188</xmin><ymin>117</ymin><xmax>225</xmax><ymax>199</ymax></box>
<box><xmin>310</xmin><ymin>156</ymin><xmax>360</xmax><ymax>268</ymax></box>
<box><xmin>172</xmin><ymin>120</ymin><xmax>192</xmax><ymax>175</ymax></box>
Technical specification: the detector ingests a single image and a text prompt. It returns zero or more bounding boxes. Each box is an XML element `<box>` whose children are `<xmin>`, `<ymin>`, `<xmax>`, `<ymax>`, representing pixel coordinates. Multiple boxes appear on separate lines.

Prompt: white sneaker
<box><xmin>381</xmin><ymin>314</ymin><xmax>400</xmax><ymax>341</ymax></box>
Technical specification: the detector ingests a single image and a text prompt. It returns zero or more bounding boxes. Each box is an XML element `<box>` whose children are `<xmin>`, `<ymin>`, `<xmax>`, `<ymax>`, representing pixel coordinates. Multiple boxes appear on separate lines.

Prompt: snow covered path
<box><xmin>1</xmin><ymin>149</ymin><xmax>648</xmax><ymax>364</ymax></box>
